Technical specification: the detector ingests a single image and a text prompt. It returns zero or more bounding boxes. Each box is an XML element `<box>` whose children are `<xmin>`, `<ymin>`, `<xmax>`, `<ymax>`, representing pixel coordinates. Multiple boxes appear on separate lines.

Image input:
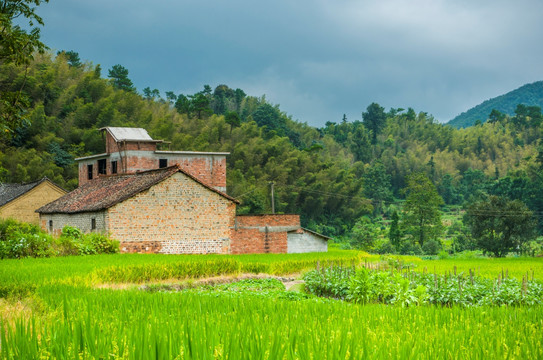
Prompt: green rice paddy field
<box><xmin>1</xmin><ymin>250</ymin><xmax>543</xmax><ymax>359</ymax></box>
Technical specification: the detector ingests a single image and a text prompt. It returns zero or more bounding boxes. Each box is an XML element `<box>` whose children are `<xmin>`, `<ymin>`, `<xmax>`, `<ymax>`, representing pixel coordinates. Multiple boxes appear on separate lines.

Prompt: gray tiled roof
<box><xmin>0</xmin><ymin>178</ymin><xmax>48</xmax><ymax>207</ymax></box>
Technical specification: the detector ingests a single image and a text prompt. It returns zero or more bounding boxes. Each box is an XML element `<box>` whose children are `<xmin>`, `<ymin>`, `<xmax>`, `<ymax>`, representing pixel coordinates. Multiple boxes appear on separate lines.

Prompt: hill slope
<box><xmin>448</xmin><ymin>81</ymin><xmax>543</xmax><ymax>128</ymax></box>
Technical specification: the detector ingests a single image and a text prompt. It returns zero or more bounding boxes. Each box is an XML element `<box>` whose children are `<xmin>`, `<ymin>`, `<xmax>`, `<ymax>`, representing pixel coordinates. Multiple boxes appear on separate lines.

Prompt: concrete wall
<box><xmin>40</xmin><ymin>211</ymin><xmax>107</xmax><ymax>235</ymax></box>
<box><xmin>287</xmin><ymin>230</ymin><xmax>328</xmax><ymax>253</ymax></box>
<box><xmin>107</xmin><ymin>172</ymin><xmax>235</xmax><ymax>254</ymax></box>
<box><xmin>1</xmin><ymin>182</ymin><xmax>66</xmax><ymax>224</ymax></box>
<box><xmin>230</xmin><ymin>214</ymin><xmax>300</xmax><ymax>254</ymax></box>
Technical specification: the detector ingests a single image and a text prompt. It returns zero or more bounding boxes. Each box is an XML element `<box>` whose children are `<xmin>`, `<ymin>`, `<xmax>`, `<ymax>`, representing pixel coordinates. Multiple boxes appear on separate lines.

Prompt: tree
<box><xmin>0</xmin><ymin>0</ymin><xmax>49</xmax><ymax>135</ymax></box>
<box><xmin>402</xmin><ymin>172</ymin><xmax>444</xmax><ymax>246</ymax></box>
<box><xmin>488</xmin><ymin>109</ymin><xmax>505</xmax><ymax>123</ymax></box>
<box><xmin>189</xmin><ymin>92</ymin><xmax>212</xmax><ymax>119</ymax></box>
<box><xmin>252</xmin><ymin>103</ymin><xmax>286</xmax><ymax>135</ymax></box>
<box><xmin>388</xmin><ymin>210</ymin><xmax>402</xmax><ymax>248</ymax></box>
<box><xmin>174</xmin><ymin>94</ymin><xmax>190</xmax><ymax>114</ymax></box>
<box><xmin>362</xmin><ymin>160</ymin><xmax>392</xmax><ymax>215</ymax></box>
<box><xmin>225</xmin><ymin>111</ymin><xmax>241</xmax><ymax>133</ymax></box>
<box><xmin>165</xmin><ymin>91</ymin><xmax>177</xmax><ymax>104</ymax></box>
<box><xmin>351</xmin><ymin>216</ymin><xmax>378</xmax><ymax>251</ymax></box>
<box><xmin>362</xmin><ymin>102</ymin><xmax>386</xmax><ymax>143</ymax></box>
<box><xmin>465</xmin><ymin>196</ymin><xmax>536</xmax><ymax>257</ymax></box>
<box><xmin>143</xmin><ymin>87</ymin><xmax>160</xmax><ymax>100</ymax></box>
<box><xmin>107</xmin><ymin>64</ymin><xmax>135</xmax><ymax>92</ymax></box>
<box><xmin>57</xmin><ymin>50</ymin><xmax>81</xmax><ymax>67</ymax></box>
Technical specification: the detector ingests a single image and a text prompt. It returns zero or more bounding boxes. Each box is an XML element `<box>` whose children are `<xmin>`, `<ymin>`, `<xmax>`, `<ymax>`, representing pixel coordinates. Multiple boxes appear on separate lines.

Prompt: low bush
<box><xmin>0</xmin><ymin>219</ymin><xmax>119</xmax><ymax>259</ymax></box>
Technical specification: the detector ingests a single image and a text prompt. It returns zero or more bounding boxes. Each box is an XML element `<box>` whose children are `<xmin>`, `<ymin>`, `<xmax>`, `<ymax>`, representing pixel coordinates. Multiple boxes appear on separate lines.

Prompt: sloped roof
<box><xmin>288</xmin><ymin>227</ymin><xmax>332</xmax><ymax>240</ymax></box>
<box><xmin>0</xmin><ymin>178</ymin><xmax>64</xmax><ymax>207</ymax></box>
<box><xmin>38</xmin><ymin>166</ymin><xmax>238</xmax><ymax>214</ymax></box>
<box><xmin>100</xmin><ymin>127</ymin><xmax>157</xmax><ymax>142</ymax></box>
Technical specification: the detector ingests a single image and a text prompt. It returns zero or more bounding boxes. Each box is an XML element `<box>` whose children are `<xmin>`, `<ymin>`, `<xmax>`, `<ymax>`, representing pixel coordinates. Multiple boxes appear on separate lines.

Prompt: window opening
<box><xmin>159</xmin><ymin>159</ymin><xmax>168</xmax><ymax>168</ymax></box>
<box><xmin>91</xmin><ymin>218</ymin><xmax>96</xmax><ymax>230</ymax></box>
<box><xmin>98</xmin><ymin>159</ymin><xmax>107</xmax><ymax>175</ymax></box>
<box><xmin>111</xmin><ymin>161</ymin><xmax>118</xmax><ymax>174</ymax></box>
<box><xmin>87</xmin><ymin>164</ymin><xmax>93</xmax><ymax>180</ymax></box>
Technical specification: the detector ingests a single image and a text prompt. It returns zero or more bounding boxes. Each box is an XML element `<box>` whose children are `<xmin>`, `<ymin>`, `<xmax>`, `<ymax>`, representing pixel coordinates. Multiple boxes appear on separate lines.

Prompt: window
<box><xmin>49</xmin><ymin>220</ymin><xmax>53</xmax><ymax>232</ymax></box>
<box><xmin>91</xmin><ymin>218</ymin><xmax>96</xmax><ymax>231</ymax></box>
<box><xmin>98</xmin><ymin>159</ymin><xmax>107</xmax><ymax>175</ymax></box>
<box><xmin>159</xmin><ymin>159</ymin><xmax>168</xmax><ymax>168</ymax></box>
<box><xmin>87</xmin><ymin>164</ymin><xmax>93</xmax><ymax>180</ymax></box>
<box><xmin>111</xmin><ymin>161</ymin><xmax>118</xmax><ymax>174</ymax></box>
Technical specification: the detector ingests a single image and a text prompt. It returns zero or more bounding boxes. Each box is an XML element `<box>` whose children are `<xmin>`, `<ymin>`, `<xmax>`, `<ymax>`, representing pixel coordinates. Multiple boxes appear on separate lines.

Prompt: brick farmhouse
<box><xmin>38</xmin><ymin>127</ymin><xmax>329</xmax><ymax>254</ymax></box>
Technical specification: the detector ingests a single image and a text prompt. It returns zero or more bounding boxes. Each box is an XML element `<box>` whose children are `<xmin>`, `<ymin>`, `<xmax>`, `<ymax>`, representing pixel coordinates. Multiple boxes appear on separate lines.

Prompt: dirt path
<box><xmin>96</xmin><ymin>273</ymin><xmax>305</xmax><ymax>291</ymax></box>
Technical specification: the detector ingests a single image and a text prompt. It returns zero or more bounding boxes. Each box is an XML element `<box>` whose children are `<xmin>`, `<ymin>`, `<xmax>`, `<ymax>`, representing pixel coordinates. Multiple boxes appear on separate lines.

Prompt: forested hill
<box><xmin>447</xmin><ymin>81</ymin><xmax>543</xmax><ymax>128</ymax></box>
<box><xmin>2</xmin><ymin>53</ymin><xmax>543</xmax><ymax>236</ymax></box>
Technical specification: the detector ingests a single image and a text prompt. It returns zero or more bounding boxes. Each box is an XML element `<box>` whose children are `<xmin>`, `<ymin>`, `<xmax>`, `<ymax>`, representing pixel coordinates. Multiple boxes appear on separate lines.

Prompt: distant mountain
<box><xmin>448</xmin><ymin>81</ymin><xmax>543</xmax><ymax>128</ymax></box>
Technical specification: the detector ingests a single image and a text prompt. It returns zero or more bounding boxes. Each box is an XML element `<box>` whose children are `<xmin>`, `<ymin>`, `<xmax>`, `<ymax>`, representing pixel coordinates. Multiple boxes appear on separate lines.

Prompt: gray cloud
<box><xmin>38</xmin><ymin>0</ymin><xmax>543</xmax><ymax>125</ymax></box>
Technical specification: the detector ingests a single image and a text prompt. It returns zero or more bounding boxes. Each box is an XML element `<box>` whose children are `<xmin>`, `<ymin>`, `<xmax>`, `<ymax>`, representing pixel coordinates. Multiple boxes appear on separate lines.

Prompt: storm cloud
<box><xmin>38</xmin><ymin>0</ymin><xmax>543</xmax><ymax>125</ymax></box>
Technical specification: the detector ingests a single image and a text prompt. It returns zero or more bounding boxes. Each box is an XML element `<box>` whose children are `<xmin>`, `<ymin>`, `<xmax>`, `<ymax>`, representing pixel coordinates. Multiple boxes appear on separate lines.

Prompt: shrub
<box><xmin>400</xmin><ymin>242</ymin><xmax>423</xmax><ymax>255</ymax></box>
<box><xmin>375</xmin><ymin>240</ymin><xmax>396</xmax><ymax>255</ymax></box>
<box><xmin>83</xmin><ymin>233</ymin><xmax>119</xmax><ymax>254</ymax></box>
<box><xmin>0</xmin><ymin>219</ymin><xmax>119</xmax><ymax>259</ymax></box>
<box><xmin>422</xmin><ymin>239</ymin><xmax>442</xmax><ymax>255</ymax></box>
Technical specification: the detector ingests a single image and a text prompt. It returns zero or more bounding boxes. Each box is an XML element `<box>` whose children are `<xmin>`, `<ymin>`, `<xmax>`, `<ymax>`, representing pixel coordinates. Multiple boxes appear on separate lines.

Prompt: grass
<box><xmin>1</xmin><ymin>251</ymin><xmax>543</xmax><ymax>359</ymax></box>
<box><xmin>414</xmin><ymin>257</ymin><xmax>543</xmax><ymax>280</ymax></box>
<box><xmin>1</xmin><ymin>287</ymin><xmax>542</xmax><ymax>359</ymax></box>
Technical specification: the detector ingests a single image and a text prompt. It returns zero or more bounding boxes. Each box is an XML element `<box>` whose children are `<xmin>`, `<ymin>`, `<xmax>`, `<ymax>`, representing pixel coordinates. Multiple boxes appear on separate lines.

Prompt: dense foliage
<box><xmin>0</xmin><ymin>218</ymin><xmax>119</xmax><ymax>259</ymax></box>
<box><xmin>2</xmin><ymin>52</ymin><xmax>543</xmax><ymax>251</ymax></box>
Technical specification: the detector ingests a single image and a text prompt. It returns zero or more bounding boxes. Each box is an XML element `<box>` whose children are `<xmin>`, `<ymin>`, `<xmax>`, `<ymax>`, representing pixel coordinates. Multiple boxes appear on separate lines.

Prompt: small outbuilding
<box><xmin>230</xmin><ymin>214</ymin><xmax>329</xmax><ymax>254</ymax></box>
<box><xmin>0</xmin><ymin>178</ymin><xmax>66</xmax><ymax>224</ymax></box>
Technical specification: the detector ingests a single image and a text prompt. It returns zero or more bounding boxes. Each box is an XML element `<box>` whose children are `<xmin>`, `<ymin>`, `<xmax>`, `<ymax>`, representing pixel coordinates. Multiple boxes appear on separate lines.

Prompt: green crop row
<box><xmin>304</xmin><ymin>265</ymin><xmax>543</xmax><ymax>306</ymax></box>
<box><xmin>1</xmin><ymin>286</ymin><xmax>542</xmax><ymax>359</ymax></box>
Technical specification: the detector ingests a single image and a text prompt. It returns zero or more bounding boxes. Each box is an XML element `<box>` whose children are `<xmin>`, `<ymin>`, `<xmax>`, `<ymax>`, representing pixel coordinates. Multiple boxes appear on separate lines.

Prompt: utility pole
<box><xmin>269</xmin><ymin>181</ymin><xmax>275</xmax><ymax>214</ymax></box>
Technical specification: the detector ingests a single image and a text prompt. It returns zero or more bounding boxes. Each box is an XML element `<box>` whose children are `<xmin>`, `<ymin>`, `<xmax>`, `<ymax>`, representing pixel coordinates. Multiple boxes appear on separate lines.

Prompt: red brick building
<box><xmin>76</xmin><ymin>127</ymin><xmax>227</xmax><ymax>191</ymax></box>
<box><xmin>38</xmin><ymin>127</ymin><xmax>328</xmax><ymax>254</ymax></box>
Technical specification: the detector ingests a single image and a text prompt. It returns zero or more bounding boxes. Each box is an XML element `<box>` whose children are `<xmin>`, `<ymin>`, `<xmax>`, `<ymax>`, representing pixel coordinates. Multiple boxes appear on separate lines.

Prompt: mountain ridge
<box><xmin>448</xmin><ymin>81</ymin><xmax>543</xmax><ymax>128</ymax></box>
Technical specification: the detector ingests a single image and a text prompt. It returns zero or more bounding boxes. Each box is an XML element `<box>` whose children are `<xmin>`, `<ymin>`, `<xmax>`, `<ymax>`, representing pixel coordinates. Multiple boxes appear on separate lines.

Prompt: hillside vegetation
<box><xmin>448</xmin><ymin>81</ymin><xmax>543</xmax><ymax>128</ymax></box>
<box><xmin>2</xmin><ymin>53</ymin><xmax>543</xmax><ymax>248</ymax></box>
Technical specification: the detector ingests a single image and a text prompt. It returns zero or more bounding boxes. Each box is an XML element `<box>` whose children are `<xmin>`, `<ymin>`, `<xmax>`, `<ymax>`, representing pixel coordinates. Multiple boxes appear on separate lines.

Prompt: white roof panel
<box><xmin>105</xmin><ymin>127</ymin><xmax>154</xmax><ymax>141</ymax></box>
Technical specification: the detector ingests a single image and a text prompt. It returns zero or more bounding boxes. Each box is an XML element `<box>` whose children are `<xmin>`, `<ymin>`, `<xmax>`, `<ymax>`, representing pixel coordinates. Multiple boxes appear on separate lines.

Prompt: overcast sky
<box><xmin>37</xmin><ymin>0</ymin><xmax>543</xmax><ymax>126</ymax></box>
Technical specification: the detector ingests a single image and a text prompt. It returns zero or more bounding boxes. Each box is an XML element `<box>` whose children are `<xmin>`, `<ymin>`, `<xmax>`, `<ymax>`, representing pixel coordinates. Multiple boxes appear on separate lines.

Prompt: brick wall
<box><xmin>230</xmin><ymin>214</ymin><xmax>300</xmax><ymax>254</ymax></box>
<box><xmin>78</xmin><ymin>151</ymin><xmax>227</xmax><ymax>191</ymax></box>
<box><xmin>235</xmin><ymin>214</ymin><xmax>300</xmax><ymax>227</ymax></box>
<box><xmin>0</xmin><ymin>182</ymin><xmax>66</xmax><ymax>224</ymax></box>
<box><xmin>105</xmin><ymin>131</ymin><xmax>157</xmax><ymax>153</ymax></box>
<box><xmin>107</xmin><ymin>172</ymin><xmax>235</xmax><ymax>254</ymax></box>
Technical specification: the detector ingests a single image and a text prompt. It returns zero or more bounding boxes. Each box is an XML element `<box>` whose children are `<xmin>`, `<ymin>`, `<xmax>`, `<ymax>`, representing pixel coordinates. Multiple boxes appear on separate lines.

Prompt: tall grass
<box><xmin>1</xmin><ymin>287</ymin><xmax>542</xmax><ymax>359</ymax></box>
<box><xmin>0</xmin><ymin>250</ymin><xmax>371</xmax><ymax>297</ymax></box>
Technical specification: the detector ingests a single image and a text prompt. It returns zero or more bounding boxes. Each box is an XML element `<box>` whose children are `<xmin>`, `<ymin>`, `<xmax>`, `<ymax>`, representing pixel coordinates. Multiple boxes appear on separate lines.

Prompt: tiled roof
<box><xmin>0</xmin><ymin>178</ymin><xmax>60</xmax><ymax>207</ymax></box>
<box><xmin>38</xmin><ymin>166</ymin><xmax>238</xmax><ymax>214</ymax></box>
<box><xmin>101</xmin><ymin>127</ymin><xmax>154</xmax><ymax>142</ymax></box>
